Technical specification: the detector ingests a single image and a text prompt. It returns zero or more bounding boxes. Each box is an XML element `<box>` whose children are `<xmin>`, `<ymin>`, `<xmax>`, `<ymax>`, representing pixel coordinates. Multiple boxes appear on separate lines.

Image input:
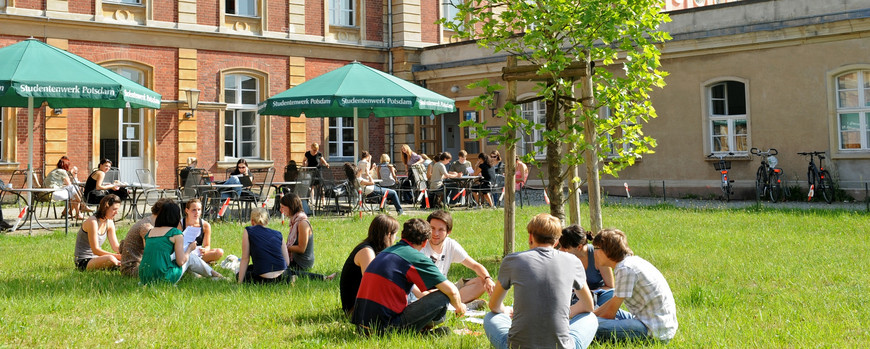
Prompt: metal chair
<box><xmin>233</xmin><ymin>167</ymin><xmax>276</xmax><ymax>219</ymax></box>
<box><xmin>134</xmin><ymin>169</ymin><xmax>172</xmax><ymax>220</ymax></box>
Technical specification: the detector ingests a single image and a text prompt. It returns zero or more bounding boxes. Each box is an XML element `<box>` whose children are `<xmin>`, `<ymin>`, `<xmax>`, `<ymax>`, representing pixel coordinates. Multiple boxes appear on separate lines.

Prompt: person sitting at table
<box><xmin>139</xmin><ymin>201</ymin><xmax>197</xmax><ymax>285</ymax></box>
<box><xmin>83</xmin><ymin>158</ymin><xmax>129</xmax><ymax>204</ymax></box>
<box><xmin>348</xmin><ymin>163</ymin><xmax>403</xmax><ymax>215</ymax></box>
<box><xmin>74</xmin><ymin>195</ymin><xmax>123</xmax><ymax>271</ymax></box>
<box><xmin>280</xmin><ymin>193</ymin><xmax>336</xmax><ymax>281</ymax></box>
<box><xmin>340</xmin><ymin>214</ymin><xmax>399</xmax><ymax>315</ymax></box>
<box><xmin>221</xmin><ymin>158</ymin><xmax>253</xmax><ymax>199</ymax></box>
<box><xmin>376</xmin><ymin>154</ymin><xmax>398</xmax><ymax>188</ymax></box>
<box><xmin>515</xmin><ymin>157</ymin><xmax>529</xmax><ymax>191</ymax></box>
<box><xmin>358</xmin><ymin>151</ymin><xmax>374</xmax><ymax>181</ymax></box>
<box><xmin>45</xmin><ymin>156</ymin><xmax>91</xmax><ymax>220</ymax></box>
<box><xmin>450</xmin><ymin>150</ymin><xmax>475</xmax><ymax>175</ymax></box>
<box><xmin>180</xmin><ymin>198</ymin><xmax>225</xmax><ymax>264</ymax></box>
<box><xmin>428</xmin><ymin>152</ymin><xmax>462</xmax><ymax>208</ymax></box>
<box><xmin>237</xmin><ymin>207</ymin><xmax>295</xmax><ymax>284</ymax></box>
<box><xmin>472</xmin><ymin>152</ymin><xmax>497</xmax><ymax>208</ymax></box>
<box><xmin>400</xmin><ymin>144</ymin><xmax>425</xmax><ymax>203</ymax></box>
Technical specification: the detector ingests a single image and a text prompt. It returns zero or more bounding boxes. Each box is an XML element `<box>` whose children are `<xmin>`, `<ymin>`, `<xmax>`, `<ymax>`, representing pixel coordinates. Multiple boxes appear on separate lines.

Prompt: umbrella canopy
<box><xmin>258</xmin><ymin>61</ymin><xmax>454</xmax><ymax>118</ymax></box>
<box><xmin>0</xmin><ymin>39</ymin><xmax>162</xmax><ymax>109</ymax></box>
<box><xmin>0</xmin><ymin>38</ymin><xmax>162</xmax><ymax>195</ymax></box>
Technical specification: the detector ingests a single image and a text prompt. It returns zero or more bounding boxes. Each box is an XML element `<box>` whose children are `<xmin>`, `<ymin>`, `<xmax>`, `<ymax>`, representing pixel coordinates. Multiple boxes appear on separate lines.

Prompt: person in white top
<box><xmin>419</xmin><ymin>210</ymin><xmax>495</xmax><ymax>303</ymax></box>
<box><xmin>592</xmin><ymin>228</ymin><xmax>678</xmax><ymax>343</ymax></box>
<box><xmin>358</xmin><ymin>151</ymin><xmax>374</xmax><ymax>181</ymax></box>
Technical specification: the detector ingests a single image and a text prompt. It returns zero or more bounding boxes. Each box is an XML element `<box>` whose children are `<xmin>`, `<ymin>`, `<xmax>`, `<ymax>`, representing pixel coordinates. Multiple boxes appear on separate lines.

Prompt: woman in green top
<box><xmin>139</xmin><ymin>202</ymin><xmax>196</xmax><ymax>285</ymax></box>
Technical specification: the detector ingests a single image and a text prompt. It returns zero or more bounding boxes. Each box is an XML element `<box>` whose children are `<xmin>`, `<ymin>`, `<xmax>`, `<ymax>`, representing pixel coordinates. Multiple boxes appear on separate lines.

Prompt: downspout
<box><xmin>388</xmin><ymin>0</ymin><xmax>395</xmax><ymax>162</ymax></box>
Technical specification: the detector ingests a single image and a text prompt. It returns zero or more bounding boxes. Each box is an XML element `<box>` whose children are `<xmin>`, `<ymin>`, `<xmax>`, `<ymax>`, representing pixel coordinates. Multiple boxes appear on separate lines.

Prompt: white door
<box><xmin>117</xmin><ymin>108</ymin><xmax>143</xmax><ymax>183</ymax></box>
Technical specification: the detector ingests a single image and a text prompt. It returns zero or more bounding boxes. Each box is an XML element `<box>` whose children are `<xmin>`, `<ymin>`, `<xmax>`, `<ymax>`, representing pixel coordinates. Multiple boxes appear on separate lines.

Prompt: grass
<box><xmin>1</xmin><ymin>204</ymin><xmax>869</xmax><ymax>348</ymax></box>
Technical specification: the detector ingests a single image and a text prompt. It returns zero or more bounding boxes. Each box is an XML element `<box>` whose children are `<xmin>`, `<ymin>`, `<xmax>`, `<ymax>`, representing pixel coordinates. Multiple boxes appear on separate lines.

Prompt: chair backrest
<box><xmin>409</xmin><ymin>164</ymin><xmax>428</xmax><ymax>191</ymax></box>
<box><xmin>293</xmin><ymin>168</ymin><xmax>313</xmax><ymax>199</ymax></box>
<box><xmin>104</xmin><ymin>167</ymin><xmax>121</xmax><ymax>183</ymax></box>
<box><xmin>180</xmin><ymin>168</ymin><xmax>205</xmax><ymax>200</ymax></box>
<box><xmin>254</xmin><ymin>167</ymin><xmax>276</xmax><ymax>202</ymax></box>
<box><xmin>284</xmin><ymin>160</ymin><xmax>299</xmax><ymax>182</ymax></box>
<box><xmin>135</xmin><ymin>168</ymin><xmax>156</xmax><ymax>187</ymax></box>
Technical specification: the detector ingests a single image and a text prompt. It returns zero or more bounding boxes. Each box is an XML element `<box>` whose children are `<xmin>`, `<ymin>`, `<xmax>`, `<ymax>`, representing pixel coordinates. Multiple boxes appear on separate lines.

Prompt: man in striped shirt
<box><xmin>352</xmin><ymin>218</ymin><xmax>466</xmax><ymax>335</ymax></box>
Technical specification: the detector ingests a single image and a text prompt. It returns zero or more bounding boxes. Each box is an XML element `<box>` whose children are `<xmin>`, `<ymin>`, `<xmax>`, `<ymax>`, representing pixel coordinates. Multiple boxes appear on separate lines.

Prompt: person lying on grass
<box><xmin>558</xmin><ymin>225</ymin><xmax>615</xmax><ymax>307</ymax></box>
<box><xmin>237</xmin><ymin>207</ymin><xmax>294</xmax><ymax>284</ymax></box>
<box><xmin>484</xmin><ymin>213</ymin><xmax>598</xmax><ymax>349</ymax></box>
<box><xmin>138</xmin><ymin>202</ymin><xmax>196</xmax><ymax>285</ymax></box>
<box><xmin>120</xmin><ymin>198</ymin><xmax>173</xmax><ymax>277</ymax></box>
<box><xmin>179</xmin><ymin>198</ymin><xmax>224</xmax><ymax>263</ymax></box>
<box><xmin>280</xmin><ymin>193</ymin><xmax>335</xmax><ymax>281</ymax></box>
<box><xmin>339</xmin><ymin>214</ymin><xmax>399</xmax><ymax>315</ymax></box>
<box><xmin>592</xmin><ymin>228</ymin><xmax>678</xmax><ymax>343</ymax></box>
<box><xmin>74</xmin><ymin>194</ymin><xmax>123</xmax><ymax>271</ymax></box>
<box><xmin>352</xmin><ymin>218</ymin><xmax>466</xmax><ymax>336</ymax></box>
<box><xmin>415</xmin><ymin>210</ymin><xmax>495</xmax><ymax>307</ymax></box>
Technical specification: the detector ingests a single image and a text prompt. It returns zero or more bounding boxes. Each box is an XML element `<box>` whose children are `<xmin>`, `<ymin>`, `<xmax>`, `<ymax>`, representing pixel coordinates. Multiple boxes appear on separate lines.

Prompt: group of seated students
<box><xmin>343</xmin><ymin>211</ymin><xmax>678</xmax><ymax>346</ymax></box>
<box><xmin>74</xmin><ymin>192</ymin><xmax>333</xmax><ymax>284</ymax></box>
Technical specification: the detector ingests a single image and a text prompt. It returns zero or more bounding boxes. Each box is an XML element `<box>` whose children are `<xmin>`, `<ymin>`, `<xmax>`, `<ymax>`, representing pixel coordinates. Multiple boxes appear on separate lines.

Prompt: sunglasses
<box><xmin>429</xmin><ymin>254</ymin><xmax>446</xmax><ymax>264</ymax></box>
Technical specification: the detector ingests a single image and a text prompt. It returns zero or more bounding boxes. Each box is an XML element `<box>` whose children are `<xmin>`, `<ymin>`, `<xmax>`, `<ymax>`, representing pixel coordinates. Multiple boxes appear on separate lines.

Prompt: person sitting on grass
<box><xmin>139</xmin><ymin>202</ymin><xmax>197</xmax><ymax>285</ymax></box>
<box><xmin>73</xmin><ymin>194</ymin><xmax>123</xmax><ymax>271</ymax></box>
<box><xmin>237</xmin><ymin>207</ymin><xmax>295</xmax><ymax>284</ymax></box>
<box><xmin>340</xmin><ymin>214</ymin><xmax>399</xmax><ymax>315</ymax></box>
<box><xmin>179</xmin><ymin>198</ymin><xmax>224</xmax><ymax>263</ymax></box>
<box><xmin>484</xmin><ymin>213</ymin><xmax>598</xmax><ymax>349</ymax></box>
<box><xmin>418</xmin><ymin>210</ymin><xmax>495</xmax><ymax>307</ymax></box>
<box><xmin>280</xmin><ymin>193</ymin><xmax>336</xmax><ymax>281</ymax></box>
<box><xmin>119</xmin><ymin>198</ymin><xmax>173</xmax><ymax>277</ymax></box>
<box><xmin>352</xmin><ymin>218</ymin><xmax>466</xmax><ymax>336</ymax></box>
<box><xmin>592</xmin><ymin>228</ymin><xmax>678</xmax><ymax>343</ymax></box>
<box><xmin>558</xmin><ymin>225</ymin><xmax>614</xmax><ymax>306</ymax></box>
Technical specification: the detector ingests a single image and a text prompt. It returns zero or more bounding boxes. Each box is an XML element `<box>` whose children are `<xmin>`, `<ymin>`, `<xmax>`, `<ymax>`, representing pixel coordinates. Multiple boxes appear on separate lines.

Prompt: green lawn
<box><xmin>1</xmin><ymin>204</ymin><xmax>868</xmax><ymax>348</ymax></box>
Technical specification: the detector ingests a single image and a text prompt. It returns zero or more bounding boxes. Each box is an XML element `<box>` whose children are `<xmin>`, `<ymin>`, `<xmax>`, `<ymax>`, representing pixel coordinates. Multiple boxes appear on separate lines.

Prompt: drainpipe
<box><xmin>388</xmin><ymin>0</ymin><xmax>395</xmax><ymax>162</ymax></box>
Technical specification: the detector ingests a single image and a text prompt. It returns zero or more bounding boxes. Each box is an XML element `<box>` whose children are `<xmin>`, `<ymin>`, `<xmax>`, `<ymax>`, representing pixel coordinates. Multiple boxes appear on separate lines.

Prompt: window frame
<box><xmin>224</xmin><ymin>73</ymin><xmax>261</xmax><ymax>160</ymax></box>
<box><xmin>329</xmin><ymin>0</ymin><xmax>355</xmax><ymax>27</ymax></box>
<box><xmin>327</xmin><ymin>117</ymin><xmax>355</xmax><ymax>160</ymax></box>
<box><xmin>702</xmin><ymin>78</ymin><xmax>750</xmax><ymax>156</ymax></box>
<box><xmin>518</xmin><ymin>95</ymin><xmax>546</xmax><ymax>160</ymax></box>
<box><xmin>834</xmin><ymin>70</ymin><xmax>870</xmax><ymax>151</ymax></box>
<box><xmin>441</xmin><ymin>0</ymin><xmax>461</xmax><ymax>28</ymax></box>
<box><xmin>225</xmin><ymin>0</ymin><xmax>258</xmax><ymax>17</ymax></box>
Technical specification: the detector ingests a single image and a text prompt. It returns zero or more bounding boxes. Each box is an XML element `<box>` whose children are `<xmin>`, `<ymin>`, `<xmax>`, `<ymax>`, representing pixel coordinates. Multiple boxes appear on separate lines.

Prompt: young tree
<box><xmin>445</xmin><ymin>0</ymin><xmax>670</xmax><ymax>234</ymax></box>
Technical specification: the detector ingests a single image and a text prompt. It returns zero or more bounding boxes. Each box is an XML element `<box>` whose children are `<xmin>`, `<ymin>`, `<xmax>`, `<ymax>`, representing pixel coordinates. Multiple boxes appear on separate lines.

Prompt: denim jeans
<box><xmin>397</xmin><ymin>290</ymin><xmax>449</xmax><ymax>333</ymax></box>
<box><xmin>595</xmin><ymin>310</ymin><xmax>649</xmax><ymax>342</ymax></box>
<box><xmin>370</xmin><ymin>186</ymin><xmax>403</xmax><ymax>214</ymax></box>
<box><xmin>484</xmin><ymin>311</ymin><xmax>598</xmax><ymax>349</ymax></box>
<box><xmin>220</xmin><ymin>176</ymin><xmax>244</xmax><ymax>199</ymax></box>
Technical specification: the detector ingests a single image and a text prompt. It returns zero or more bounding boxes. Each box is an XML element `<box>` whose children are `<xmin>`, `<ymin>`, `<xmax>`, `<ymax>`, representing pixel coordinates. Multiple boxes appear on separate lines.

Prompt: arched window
<box><xmin>835</xmin><ymin>71</ymin><xmax>870</xmax><ymax>150</ymax></box>
<box><xmin>706</xmin><ymin>80</ymin><xmax>748</xmax><ymax>154</ymax></box>
<box><xmin>224</xmin><ymin>74</ymin><xmax>260</xmax><ymax>159</ymax></box>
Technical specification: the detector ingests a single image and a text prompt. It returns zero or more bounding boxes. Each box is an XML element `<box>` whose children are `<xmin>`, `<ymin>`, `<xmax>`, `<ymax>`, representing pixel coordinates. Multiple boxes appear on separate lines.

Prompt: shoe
<box><xmin>423</xmin><ymin>326</ymin><xmax>451</xmax><ymax>337</ymax></box>
<box><xmin>0</xmin><ymin>220</ymin><xmax>12</xmax><ymax>230</ymax></box>
<box><xmin>465</xmin><ymin>299</ymin><xmax>486</xmax><ymax>311</ymax></box>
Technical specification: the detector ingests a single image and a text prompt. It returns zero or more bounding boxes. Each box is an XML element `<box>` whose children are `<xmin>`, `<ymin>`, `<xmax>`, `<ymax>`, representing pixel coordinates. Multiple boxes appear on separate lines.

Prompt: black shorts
<box><xmin>75</xmin><ymin>258</ymin><xmax>92</xmax><ymax>271</ymax></box>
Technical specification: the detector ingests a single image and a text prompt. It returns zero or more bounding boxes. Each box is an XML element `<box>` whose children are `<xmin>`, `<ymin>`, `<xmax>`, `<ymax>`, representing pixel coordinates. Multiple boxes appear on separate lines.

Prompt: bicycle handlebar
<box><xmin>797</xmin><ymin>151</ymin><xmax>826</xmax><ymax>156</ymax></box>
<box><xmin>707</xmin><ymin>152</ymin><xmax>734</xmax><ymax>159</ymax></box>
<box><xmin>750</xmin><ymin>147</ymin><xmax>778</xmax><ymax>156</ymax></box>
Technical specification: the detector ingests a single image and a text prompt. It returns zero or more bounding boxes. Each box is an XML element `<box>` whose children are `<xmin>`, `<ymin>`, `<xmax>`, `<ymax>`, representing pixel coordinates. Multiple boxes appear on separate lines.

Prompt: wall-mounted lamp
<box><xmin>184</xmin><ymin>88</ymin><xmax>201</xmax><ymax>118</ymax></box>
<box><xmin>450</xmin><ymin>85</ymin><xmax>460</xmax><ymax>93</ymax></box>
<box><xmin>52</xmin><ymin>108</ymin><xmax>63</xmax><ymax>115</ymax></box>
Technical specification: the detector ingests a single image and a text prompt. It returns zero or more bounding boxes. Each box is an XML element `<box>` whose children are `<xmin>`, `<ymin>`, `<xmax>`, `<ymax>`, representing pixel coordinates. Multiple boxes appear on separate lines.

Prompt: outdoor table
<box><xmin>4</xmin><ymin>187</ymin><xmax>68</xmax><ymax>235</ymax></box>
<box><xmin>128</xmin><ymin>182</ymin><xmax>158</xmax><ymax>220</ymax></box>
<box><xmin>446</xmin><ymin>175</ymin><xmax>481</xmax><ymax>208</ymax></box>
<box><xmin>192</xmin><ymin>183</ymin><xmax>243</xmax><ymax>220</ymax></box>
<box><xmin>270</xmin><ymin>181</ymin><xmax>301</xmax><ymax>215</ymax></box>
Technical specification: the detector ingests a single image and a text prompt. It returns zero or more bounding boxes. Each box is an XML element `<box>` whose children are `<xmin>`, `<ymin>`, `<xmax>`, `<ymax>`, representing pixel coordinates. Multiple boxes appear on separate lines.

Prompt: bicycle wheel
<box><xmin>819</xmin><ymin>170</ymin><xmax>835</xmax><ymax>204</ymax></box>
<box><xmin>768</xmin><ymin>171</ymin><xmax>782</xmax><ymax>203</ymax></box>
<box><xmin>723</xmin><ymin>182</ymin><xmax>731</xmax><ymax>202</ymax></box>
<box><xmin>755</xmin><ymin>167</ymin><xmax>766</xmax><ymax>201</ymax></box>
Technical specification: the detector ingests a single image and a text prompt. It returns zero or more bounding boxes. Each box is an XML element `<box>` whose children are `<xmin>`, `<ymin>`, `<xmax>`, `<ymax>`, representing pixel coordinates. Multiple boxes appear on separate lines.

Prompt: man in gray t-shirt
<box><xmin>484</xmin><ymin>213</ymin><xmax>598</xmax><ymax>349</ymax></box>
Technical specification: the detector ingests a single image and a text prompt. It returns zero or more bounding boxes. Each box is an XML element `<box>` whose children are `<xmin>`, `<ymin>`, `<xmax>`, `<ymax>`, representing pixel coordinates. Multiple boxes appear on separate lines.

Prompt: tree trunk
<box><xmin>546</xmin><ymin>92</ymin><xmax>565</xmax><ymax>222</ymax></box>
<box><xmin>503</xmin><ymin>56</ymin><xmax>518</xmax><ymax>256</ymax></box>
<box><xmin>580</xmin><ymin>53</ymin><xmax>602</xmax><ymax>233</ymax></box>
<box><xmin>567</xmin><ymin>86</ymin><xmax>581</xmax><ymax>226</ymax></box>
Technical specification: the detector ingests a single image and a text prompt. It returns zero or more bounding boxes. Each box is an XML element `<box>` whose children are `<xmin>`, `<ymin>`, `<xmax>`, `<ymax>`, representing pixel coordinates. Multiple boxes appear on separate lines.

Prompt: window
<box><xmin>105</xmin><ymin>0</ymin><xmax>142</xmax><ymax>4</ymax></box>
<box><xmin>330</xmin><ymin>0</ymin><xmax>354</xmax><ymax>27</ymax></box>
<box><xmin>328</xmin><ymin>117</ymin><xmax>354</xmax><ymax>159</ymax></box>
<box><xmin>224</xmin><ymin>74</ymin><xmax>260</xmax><ymax>159</ymax></box>
<box><xmin>707</xmin><ymin>81</ymin><xmax>748</xmax><ymax>153</ymax></box>
<box><xmin>519</xmin><ymin>100</ymin><xmax>545</xmax><ymax>157</ymax></box>
<box><xmin>226</xmin><ymin>0</ymin><xmax>257</xmax><ymax>16</ymax></box>
<box><xmin>835</xmin><ymin>71</ymin><xmax>870</xmax><ymax>150</ymax></box>
<box><xmin>601</xmin><ymin>106</ymin><xmax>635</xmax><ymax>158</ymax></box>
<box><xmin>441</xmin><ymin>0</ymin><xmax>461</xmax><ymax>27</ymax></box>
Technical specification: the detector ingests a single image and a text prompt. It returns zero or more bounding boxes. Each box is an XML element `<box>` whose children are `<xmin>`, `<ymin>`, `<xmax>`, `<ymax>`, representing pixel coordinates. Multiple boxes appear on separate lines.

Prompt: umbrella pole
<box><xmin>27</xmin><ymin>97</ymin><xmax>34</xmax><ymax>202</ymax></box>
<box><xmin>354</xmin><ymin>107</ymin><xmax>359</xmax><ymax>162</ymax></box>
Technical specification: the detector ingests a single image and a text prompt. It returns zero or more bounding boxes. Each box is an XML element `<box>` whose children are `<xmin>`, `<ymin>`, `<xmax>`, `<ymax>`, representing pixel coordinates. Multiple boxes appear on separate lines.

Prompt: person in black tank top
<box><xmin>339</xmin><ymin>215</ymin><xmax>399</xmax><ymax>315</ymax></box>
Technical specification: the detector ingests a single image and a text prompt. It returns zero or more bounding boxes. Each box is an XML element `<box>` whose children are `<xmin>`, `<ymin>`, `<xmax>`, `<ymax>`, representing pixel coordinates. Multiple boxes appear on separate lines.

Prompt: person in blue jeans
<box><xmin>350</xmin><ymin>163</ymin><xmax>403</xmax><ymax>215</ymax></box>
<box><xmin>558</xmin><ymin>224</ymin><xmax>615</xmax><ymax>307</ymax></box>
<box><xmin>592</xmin><ymin>229</ymin><xmax>678</xmax><ymax>343</ymax></box>
<box><xmin>484</xmin><ymin>213</ymin><xmax>597</xmax><ymax>349</ymax></box>
<box><xmin>221</xmin><ymin>159</ymin><xmax>252</xmax><ymax>199</ymax></box>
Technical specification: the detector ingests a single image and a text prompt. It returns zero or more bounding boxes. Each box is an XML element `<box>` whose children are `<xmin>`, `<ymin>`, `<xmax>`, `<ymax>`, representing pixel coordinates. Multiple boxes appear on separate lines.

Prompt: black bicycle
<box><xmin>750</xmin><ymin>148</ymin><xmax>783</xmax><ymax>202</ymax></box>
<box><xmin>707</xmin><ymin>152</ymin><xmax>734</xmax><ymax>201</ymax></box>
<box><xmin>797</xmin><ymin>151</ymin><xmax>834</xmax><ymax>204</ymax></box>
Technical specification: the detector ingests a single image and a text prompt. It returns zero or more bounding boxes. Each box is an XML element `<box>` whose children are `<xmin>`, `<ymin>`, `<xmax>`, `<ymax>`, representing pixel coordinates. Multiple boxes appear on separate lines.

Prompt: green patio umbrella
<box><xmin>258</xmin><ymin>61</ymin><xmax>454</xmax><ymax>160</ymax></box>
<box><xmin>0</xmin><ymin>38</ymin><xmax>162</xmax><ymax>192</ymax></box>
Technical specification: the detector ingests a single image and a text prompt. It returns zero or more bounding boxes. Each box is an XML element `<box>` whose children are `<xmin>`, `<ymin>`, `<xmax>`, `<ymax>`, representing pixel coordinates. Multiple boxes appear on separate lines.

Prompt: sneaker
<box><xmin>465</xmin><ymin>299</ymin><xmax>487</xmax><ymax>311</ymax></box>
<box><xmin>424</xmin><ymin>326</ymin><xmax>451</xmax><ymax>337</ymax></box>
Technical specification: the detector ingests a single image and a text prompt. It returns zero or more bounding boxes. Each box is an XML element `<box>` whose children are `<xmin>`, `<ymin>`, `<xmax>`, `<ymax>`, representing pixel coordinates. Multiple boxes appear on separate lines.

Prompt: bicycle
<box><xmin>707</xmin><ymin>152</ymin><xmax>734</xmax><ymax>201</ymax></box>
<box><xmin>750</xmin><ymin>148</ymin><xmax>784</xmax><ymax>202</ymax></box>
<box><xmin>797</xmin><ymin>151</ymin><xmax>834</xmax><ymax>204</ymax></box>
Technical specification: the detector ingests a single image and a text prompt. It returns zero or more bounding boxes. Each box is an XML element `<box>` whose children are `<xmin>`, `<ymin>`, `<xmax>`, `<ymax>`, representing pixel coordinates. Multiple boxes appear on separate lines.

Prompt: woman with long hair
<box><xmin>83</xmin><ymin>158</ymin><xmax>129</xmax><ymax>204</ymax></box>
<box><xmin>45</xmin><ymin>156</ymin><xmax>91</xmax><ymax>219</ymax></box>
<box><xmin>472</xmin><ymin>152</ymin><xmax>497</xmax><ymax>207</ymax></box>
<box><xmin>339</xmin><ymin>214</ymin><xmax>399</xmax><ymax>314</ymax></box>
<box><xmin>139</xmin><ymin>202</ymin><xmax>197</xmax><ymax>285</ymax></box>
<box><xmin>558</xmin><ymin>225</ymin><xmax>614</xmax><ymax>306</ymax></box>
<box><xmin>73</xmin><ymin>195</ymin><xmax>123</xmax><ymax>271</ymax></box>
<box><xmin>280</xmin><ymin>193</ymin><xmax>335</xmax><ymax>281</ymax></box>
<box><xmin>179</xmin><ymin>198</ymin><xmax>224</xmax><ymax>263</ymax></box>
